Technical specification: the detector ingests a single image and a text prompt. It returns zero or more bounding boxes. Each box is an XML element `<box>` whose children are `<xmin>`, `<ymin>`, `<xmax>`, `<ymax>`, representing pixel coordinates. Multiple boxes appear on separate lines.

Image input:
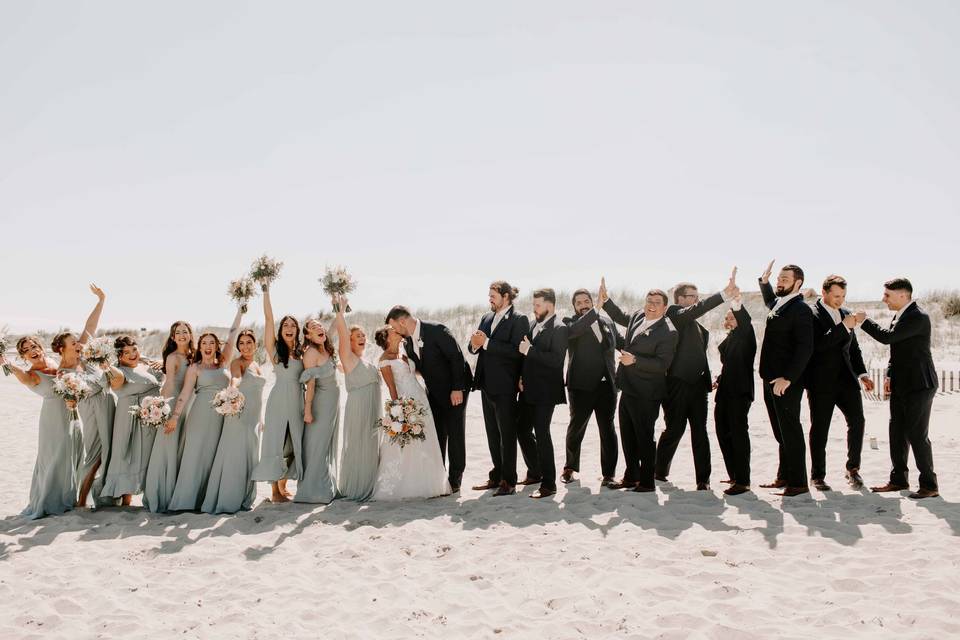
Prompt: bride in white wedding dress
<box><xmin>372</xmin><ymin>326</ymin><xmax>451</xmax><ymax>500</ymax></box>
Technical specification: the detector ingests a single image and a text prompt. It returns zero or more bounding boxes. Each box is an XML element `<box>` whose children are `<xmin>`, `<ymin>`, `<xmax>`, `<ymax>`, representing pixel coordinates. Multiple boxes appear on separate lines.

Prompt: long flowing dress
<box><xmin>168</xmin><ymin>366</ymin><xmax>229</xmax><ymax>511</ymax></box>
<box><xmin>294</xmin><ymin>361</ymin><xmax>340</xmax><ymax>504</ymax></box>
<box><xmin>251</xmin><ymin>353</ymin><xmax>304</xmax><ymax>483</ymax></box>
<box><xmin>336</xmin><ymin>359</ymin><xmax>381</xmax><ymax>501</ymax></box>
<box><xmin>76</xmin><ymin>365</ymin><xmax>118</xmax><ymax>507</ymax></box>
<box><xmin>142</xmin><ymin>358</ymin><xmax>188</xmax><ymax>513</ymax></box>
<box><xmin>22</xmin><ymin>372</ymin><xmax>84</xmax><ymax>519</ymax></box>
<box><xmin>373</xmin><ymin>359</ymin><xmax>451</xmax><ymax>500</ymax></box>
<box><xmin>100</xmin><ymin>365</ymin><xmax>164</xmax><ymax>499</ymax></box>
<box><xmin>202</xmin><ymin>367</ymin><xmax>265</xmax><ymax>513</ymax></box>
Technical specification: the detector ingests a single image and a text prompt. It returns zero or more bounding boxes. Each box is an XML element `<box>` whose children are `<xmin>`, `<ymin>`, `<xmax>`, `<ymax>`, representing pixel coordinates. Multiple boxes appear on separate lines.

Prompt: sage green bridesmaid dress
<box><xmin>202</xmin><ymin>367</ymin><xmax>265</xmax><ymax>513</ymax></box>
<box><xmin>22</xmin><ymin>372</ymin><xmax>84</xmax><ymax>519</ymax></box>
<box><xmin>76</xmin><ymin>365</ymin><xmax>117</xmax><ymax>507</ymax></box>
<box><xmin>251</xmin><ymin>352</ymin><xmax>304</xmax><ymax>483</ymax></box>
<box><xmin>100</xmin><ymin>365</ymin><xmax>164</xmax><ymax>499</ymax></box>
<box><xmin>336</xmin><ymin>360</ymin><xmax>381</xmax><ymax>501</ymax></box>
<box><xmin>142</xmin><ymin>357</ymin><xmax>188</xmax><ymax>513</ymax></box>
<box><xmin>294</xmin><ymin>360</ymin><xmax>340</xmax><ymax>504</ymax></box>
<box><xmin>168</xmin><ymin>366</ymin><xmax>229</xmax><ymax>511</ymax></box>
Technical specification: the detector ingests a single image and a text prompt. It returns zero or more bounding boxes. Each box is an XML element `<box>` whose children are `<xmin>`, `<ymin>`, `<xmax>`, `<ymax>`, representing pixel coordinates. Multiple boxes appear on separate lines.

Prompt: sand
<box><xmin>2</xmin><ymin>374</ymin><xmax>959</xmax><ymax>639</ymax></box>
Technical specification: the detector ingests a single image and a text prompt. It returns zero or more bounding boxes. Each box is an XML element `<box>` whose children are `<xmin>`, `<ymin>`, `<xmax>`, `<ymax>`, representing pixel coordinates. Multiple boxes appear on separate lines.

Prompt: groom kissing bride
<box><xmin>385</xmin><ymin>306</ymin><xmax>473</xmax><ymax>492</ymax></box>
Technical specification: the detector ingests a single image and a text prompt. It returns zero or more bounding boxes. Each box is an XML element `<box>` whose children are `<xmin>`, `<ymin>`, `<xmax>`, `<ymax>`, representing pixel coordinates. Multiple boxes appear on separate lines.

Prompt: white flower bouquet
<box><xmin>53</xmin><ymin>371</ymin><xmax>92</xmax><ymax>426</ymax></box>
<box><xmin>377</xmin><ymin>397</ymin><xmax>427</xmax><ymax>448</ymax></box>
<box><xmin>212</xmin><ymin>386</ymin><xmax>245</xmax><ymax>417</ymax></box>
<box><xmin>227</xmin><ymin>276</ymin><xmax>258</xmax><ymax>312</ymax></box>
<box><xmin>249</xmin><ymin>254</ymin><xmax>284</xmax><ymax>289</ymax></box>
<box><xmin>130</xmin><ymin>395</ymin><xmax>172</xmax><ymax>428</ymax></box>
<box><xmin>81</xmin><ymin>336</ymin><xmax>114</xmax><ymax>367</ymax></box>
<box><xmin>321</xmin><ymin>265</ymin><xmax>356</xmax><ymax>313</ymax></box>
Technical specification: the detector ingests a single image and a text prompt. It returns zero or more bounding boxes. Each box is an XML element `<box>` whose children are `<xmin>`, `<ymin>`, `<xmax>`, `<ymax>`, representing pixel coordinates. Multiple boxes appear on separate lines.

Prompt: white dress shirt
<box><xmin>411</xmin><ymin>319</ymin><xmax>422</xmax><ymax>357</ymax></box>
<box><xmin>482</xmin><ymin>306</ymin><xmax>512</xmax><ymax>350</ymax></box>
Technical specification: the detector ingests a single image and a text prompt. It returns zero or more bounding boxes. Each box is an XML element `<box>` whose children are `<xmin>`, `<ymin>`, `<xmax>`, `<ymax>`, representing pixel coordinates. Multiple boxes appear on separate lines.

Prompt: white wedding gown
<box><xmin>372</xmin><ymin>358</ymin><xmax>451</xmax><ymax>500</ymax></box>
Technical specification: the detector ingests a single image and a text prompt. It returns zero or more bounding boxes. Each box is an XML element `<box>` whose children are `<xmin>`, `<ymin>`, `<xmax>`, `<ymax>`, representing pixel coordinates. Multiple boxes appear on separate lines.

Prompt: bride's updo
<box><xmin>374</xmin><ymin>325</ymin><xmax>393</xmax><ymax>351</ymax></box>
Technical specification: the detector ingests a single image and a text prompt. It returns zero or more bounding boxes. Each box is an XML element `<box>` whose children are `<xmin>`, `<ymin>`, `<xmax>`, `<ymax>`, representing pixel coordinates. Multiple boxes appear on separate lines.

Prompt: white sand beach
<box><xmin>2</xmin><ymin>375</ymin><xmax>959</xmax><ymax>639</ymax></box>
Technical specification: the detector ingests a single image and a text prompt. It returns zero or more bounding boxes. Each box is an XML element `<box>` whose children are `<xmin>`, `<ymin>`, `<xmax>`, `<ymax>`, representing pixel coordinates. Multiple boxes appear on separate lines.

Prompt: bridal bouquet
<box><xmin>81</xmin><ymin>336</ymin><xmax>114</xmax><ymax>367</ymax></box>
<box><xmin>212</xmin><ymin>386</ymin><xmax>245</xmax><ymax>417</ymax></box>
<box><xmin>249</xmin><ymin>254</ymin><xmax>284</xmax><ymax>289</ymax></box>
<box><xmin>0</xmin><ymin>333</ymin><xmax>10</xmax><ymax>376</ymax></box>
<box><xmin>321</xmin><ymin>265</ymin><xmax>356</xmax><ymax>313</ymax></box>
<box><xmin>130</xmin><ymin>395</ymin><xmax>172</xmax><ymax>428</ymax></box>
<box><xmin>53</xmin><ymin>372</ymin><xmax>92</xmax><ymax>427</ymax></box>
<box><xmin>378</xmin><ymin>397</ymin><xmax>427</xmax><ymax>448</ymax></box>
<box><xmin>227</xmin><ymin>276</ymin><xmax>258</xmax><ymax>312</ymax></box>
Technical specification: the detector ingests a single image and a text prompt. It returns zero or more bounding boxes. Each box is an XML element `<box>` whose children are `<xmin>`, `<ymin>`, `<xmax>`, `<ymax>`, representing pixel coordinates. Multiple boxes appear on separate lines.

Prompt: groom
<box><xmin>385</xmin><ymin>305</ymin><xmax>473</xmax><ymax>491</ymax></box>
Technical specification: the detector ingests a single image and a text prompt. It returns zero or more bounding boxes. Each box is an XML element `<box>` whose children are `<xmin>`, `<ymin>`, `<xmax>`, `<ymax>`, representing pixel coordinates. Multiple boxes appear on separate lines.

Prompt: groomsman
<box><xmin>561</xmin><ymin>289</ymin><xmax>622</xmax><ymax>486</ymax></box>
<box><xmin>805</xmin><ymin>275</ymin><xmax>874</xmax><ymax>491</ymax></box>
<box><xmin>655</xmin><ymin>268</ymin><xmax>739</xmax><ymax>490</ymax></box>
<box><xmin>516</xmin><ymin>288</ymin><xmax>569</xmax><ymax>499</ymax></box>
<box><xmin>385</xmin><ymin>305</ymin><xmax>473</xmax><ymax>491</ymax></box>
<box><xmin>757</xmin><ymin>261</ymin><xmax>814</xmax><ymax>497</ymax></box>
<box><xmin>713</xmin><ymin>294</ymin><xmax>756</xmax><ymax>496</ymax></box>
<box><xmin>468</xmin><ymin>281</ymin><xmax>533</xmax><ymax>496</ymax></box>
<box><xmin>858</xmin><ymin>278</ymin><xmax>939</xmax><ymax>499</ymax></box>
<box><xmin>601</xmin><ymin>280</ymin><xmax>679</xmax><ymax>492</ymax></box>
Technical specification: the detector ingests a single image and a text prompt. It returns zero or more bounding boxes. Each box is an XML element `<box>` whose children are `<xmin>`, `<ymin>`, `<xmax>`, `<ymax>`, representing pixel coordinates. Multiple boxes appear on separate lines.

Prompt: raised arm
<box><xmin>262</xmin><ymin>285</ymin><xmax>277</xmax><ymax>360</ymax></box>
<box><xmin>0</xmin><ymin>355</ymin><xmax>39</xmax><ymax>387</ymax></box>
<box><xmin>219</xmin><ymin>306</ymin><xmax>244</xmax><ymax>365</ymax></box>
<box><xmin>602</xmin><ymin>298</ymin><xmax>632</xmax><ymax>328</ymax></box>
<box><xmin>164</xmin><ymin>364</ymin><xmax>199</xmax><ymax>433</ymax></box>
<box><xmin>758</xmin><ymin>260</ymin><xmax>777</xmax><ymax>309</ymax></box>
<box><xmin>79</xmin><ymin>284</ymin><xmax>106</xmax><ymax>345</ymax></box>
<box><xmin>860</xmin><ymin>312</ymin><xmax>929</xmax><ymax>345</ymax></box>
<box><xmin>332</xmin><ymin>294</ymin><xmax>359</xmax><ymax>374</ymax></box>
<box><xmin>566</xmin><ymin>308</ymin><xmax>600</xmax><ymax>338</ymax></box>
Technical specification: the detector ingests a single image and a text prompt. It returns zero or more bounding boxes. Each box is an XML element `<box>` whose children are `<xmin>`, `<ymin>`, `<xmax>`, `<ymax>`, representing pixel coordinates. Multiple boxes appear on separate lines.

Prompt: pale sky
<box><xmin>2</xmin><ymin>1</ymin><xmax>958</xmax><ymax>332</ymax></box>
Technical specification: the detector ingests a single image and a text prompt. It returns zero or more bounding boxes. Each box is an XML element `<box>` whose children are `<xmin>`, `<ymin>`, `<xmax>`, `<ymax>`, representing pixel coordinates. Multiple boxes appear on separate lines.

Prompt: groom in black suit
<box><xmin>758</xmin><ymin>261</ymin><xmax>815</xmax><ymax>497</ymax></box>
<box><xmin>385</xmin><ymin>305</ymin><xmax>473</xmax><ymax>491</ymax></box>
<box><xmin>468</xmin><ymin>281</ymin><xmax>533</xmax><ymax>496</ymax></box>
<box><xmin>857</xmin><ymin>278</ymin><xmax>939</xmax><ymax>499</ymax></box>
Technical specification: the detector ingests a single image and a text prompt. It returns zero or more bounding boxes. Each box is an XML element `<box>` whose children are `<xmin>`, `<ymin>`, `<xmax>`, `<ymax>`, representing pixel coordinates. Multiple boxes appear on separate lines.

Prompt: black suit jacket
<box><xmin>468</xmin><ymin>306</ymin><xmax>530</xmax><ymax>396</ymax></box>
<box><xmin>563</xmin><ymin>308</ymin><xmax>622</xmax><ymax>392</ymax></box>
<box><xmin>716</xmin><ymin>304</ymin><xmax>757</xmax><ymax>400</ymax></box>
<box><xmin>520</xmin><ymin>316</ymin><xmax>568</xmax><ymax>406</ymax></box>
<box><xmin>602</xmin><ymin>299</ymin><xmax>679</xmax><ymax>400</ymax></box>
<box><xmin>404</xmin><ymin>320</ymin><xmax>473</xmax><ymax>400</ymax></box>
<box><xmin>757</xmin><ymin>281</ymin><xmax>815</xmax><ymax>383</ymax></box>
<box><xmin>665</xmin><ymin>292</ymin><xmax>725</xmax><ymax>389</ymax></box>
<box><xmin>860</xmin><ymin>302</ymin><xmax>937</xmax><ymax>394</ymax></box>
<box><xmin>805</xmin><ymin>300</ymin><xmax>867</xmax><ymax>393</ymax></box>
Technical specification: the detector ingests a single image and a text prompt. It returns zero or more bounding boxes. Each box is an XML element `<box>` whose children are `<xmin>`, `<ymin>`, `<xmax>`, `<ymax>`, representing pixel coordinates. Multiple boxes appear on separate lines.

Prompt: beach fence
<box><xmin>864</xmin><ymin>369</ymin><xmax>960</xmax><ymax>401</ymax></box>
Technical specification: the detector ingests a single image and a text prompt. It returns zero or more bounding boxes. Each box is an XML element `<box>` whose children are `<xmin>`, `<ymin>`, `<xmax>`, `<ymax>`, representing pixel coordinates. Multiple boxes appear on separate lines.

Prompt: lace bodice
<box><xmin>381</xmin><ymin>358</ymin><xmax>426</xmax><ymax>400</ymax></box>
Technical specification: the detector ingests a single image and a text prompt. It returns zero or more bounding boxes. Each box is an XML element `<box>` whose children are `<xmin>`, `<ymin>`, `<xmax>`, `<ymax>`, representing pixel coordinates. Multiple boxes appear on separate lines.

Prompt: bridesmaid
<box><xmin>250</xmin><ymin>283</ymin><xmax>304</xmax><ymax>503</ymax></box>
<box><xmin>167</xmin><ymin>307</ymin><xmax>243</xmax><ymax>511</ymax></box>
<box><xmin>142</xmin><ymin>320</ymin><xmax>195</xmax><ymax>513</ymax></box>
<box><xmin>99</xmin><ymin>336</ymin><xmax>165</xmax><ymax>505</ymax></box>
<box><xmin>332</xmin><ymin>294</ymin><xmax>381</xmax><ymax>502</ymax></box>
<box><xmin>202</xmin><ymin>329</ymin><xmax>265</xmax><ymax>513</ymax></box>
<box><xmin>49</xmin><ymin>284</ymin><xmax>115</xmax><ymax>507</ymax></box>
<box><xmin>294</xmin><ymin>317</ymin><xmax>340</xmax><ymax>504</ymax></box>
<box><xmin>2</xmin><ymin>337</ymin><xmax>83</xmax><ymax>519</ymax></box>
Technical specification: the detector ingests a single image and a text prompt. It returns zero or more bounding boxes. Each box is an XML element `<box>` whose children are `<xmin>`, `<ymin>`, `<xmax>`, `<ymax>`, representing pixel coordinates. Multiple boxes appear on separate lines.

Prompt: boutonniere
<box><xmin>767</xmin><ymin>310</ymin><xmax>778</xmax><ymax>321</ymax></box>
<box><xmin>417</xmin><ymin>339</ymin><xmax>424</xmax><ymax>349</ymax></box>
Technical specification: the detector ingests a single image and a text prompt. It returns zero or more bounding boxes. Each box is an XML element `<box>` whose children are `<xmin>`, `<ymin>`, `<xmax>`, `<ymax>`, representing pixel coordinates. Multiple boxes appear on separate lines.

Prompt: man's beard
<box><xmin>535</xmin><ymin>311</ymin><xmax>549</xmax><ymax>323</ymax></box>
<box><xmin>775</xmin><ymin>285</ymin><xmax>794</xmax><ymax>297</ymax></box>
<box><xmin>575</xmin><ymin>307</ymin><xmax>591</xmax><ymax>317</ymax></box>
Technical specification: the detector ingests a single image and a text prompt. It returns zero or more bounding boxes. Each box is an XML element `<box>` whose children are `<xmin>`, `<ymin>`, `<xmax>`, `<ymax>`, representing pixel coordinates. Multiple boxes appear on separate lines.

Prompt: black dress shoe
<box><xmin>600</xmin><ymin>477</ymin><xmax>616</xmax><ymax>488</ymax></box>
<box><xmin>560</xmin><ymin>469</ymin><xmax>575</xmax><ymax>484</ymax></box>
<box><xmin>632</xmin><ymin>485</ymin><xmax>655</xmax><ymax>493</ymax></box>
<box><xmin>530</xmin><ymin>487</ymin><xmax>556</xmax><ymax>499</ymax></box>
<box><xmin>654</xmin><ymin>474</ymin><xmax>668</xmax><ymax>482</ymax></box>
<box><xmin>811</xmin><ymin>478</ymin><xmax>832</xmax><ymax>491</ymax></box>
<box><xmin>493</xmin><ymin>482</ymin><xmax>516</xmax><ymax>496</ymax></box>
<box><xmin>472</xmin><ymin>480</ymin><xmax>499</xmax><ymax>491</ymax></box>
<box><xmin>909</xmin><ymin>488</ymin><xmax>940</xmax><ymax>499</ymax></box>
<box><xmin>723</xmin><ymin>484</ymin><xmax>750</xmax><ymax>496</ymax></box>
<box><xmin>845</xmin><ymin>470</ymin><xmax>864</xmax><ymax>489</ymax></box>
<box><xmin>517</xmin><ymin>475</ymin><xmax>543</xmax><ymax>486</ymax></box>
<box><xmin>449</xmin><ymin>484</ymin><xmax>460</xmax><ymax>493</ymax></box>
<box><xmin>696</xmin><ymin>483</ymin><xmax>711</xmax><ymax>491</ymax></box>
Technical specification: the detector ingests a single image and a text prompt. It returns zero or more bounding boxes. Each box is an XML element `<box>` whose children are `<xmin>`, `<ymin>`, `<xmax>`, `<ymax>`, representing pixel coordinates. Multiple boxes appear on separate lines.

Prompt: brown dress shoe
<box><xmin>870</xmin><ymin>483</ymin><xmax>909</xmax><ymax>493</ymax></box>
<box><xmin>811</xmin><ymin>479</ymin><xmax>832</xmax><ymax>491</ymax></box>
<box><xmin>720</xmin><ymin>478</ymin><xmax>734</xmax><ymax>485</ymax></box>
<box><xmin>517</xmin><ymin>475</ymin><xmax>543</xmax><ymax>486</ymax></box>
<box><xmin>775</xmin><ymin>486</ymin><xmax>810</xmax><ymax>497</ymax></box>
<box><xmin>493</xmin><ymin>482</ymin><xmax>516</xmax><ymax>496</ymax></box>
<box><xmin>724</xmin><ymin>484</ymin><xmax>750</xmax><ymax>496</ymax></box>
<box><xmin>472</xmin><ymin>480</ymin><xmax>499</xmax><ymax>491</ymax></box>
<box><xmin>530</xmin><ymin>487</ymin><xmax>556</xmax><ymax>499</ymax></box>
<box><xmin>908</xmin><ymin>488</ymin><xmax>940</xmax><ymax>499</ymax></box>
<box><xmin>633</xmin><ymin>485</ymin><xmax>655</xmax><ymax>493</ymax></box>
<box><xmin>561</xmin><ymin>469</ymin><xmax>575</xmax><ymax>484</ymax></box>
<box><xmin>760</xmin><ymin>478</ymin><xmax>786</xmax><ymax>489</ymax></box>
<box><xmin>696</xmin><ymin>483</ymin><xmax>711</xmax><ymax>491</ymax></box>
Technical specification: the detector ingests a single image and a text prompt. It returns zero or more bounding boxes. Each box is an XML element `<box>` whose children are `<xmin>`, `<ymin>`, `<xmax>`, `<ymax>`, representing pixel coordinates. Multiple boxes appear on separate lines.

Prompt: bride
<box><xmin>372</xmin><ymin>325</ymin><xmax>451</xmax><ymax>500</ymax></box>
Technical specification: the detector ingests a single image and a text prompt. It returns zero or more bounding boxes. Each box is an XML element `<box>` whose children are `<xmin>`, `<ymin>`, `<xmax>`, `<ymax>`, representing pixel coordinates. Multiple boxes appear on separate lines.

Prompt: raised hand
<box><xmin>723</xmin><ymin>266</ymin><xmax>739</xmax><ymax>298</ymax></box>
<box><xmin>89</xmin><ymin>283</ymin><xmax>105</xmax><ymax>301</ymax></box>
<box><xmin>854</xmin><ymin>310</ymin><xmax>867</xmax><ymax>324</ymax></box>
<box><xmin>598</xmin><ymin>277</ymin><xmax>609</xmax><ymax>306</ymax></box>
<box><xmin>760</xmin><ymin>260</ymin><xmax>775</xmax><ymax>284</ymax></box>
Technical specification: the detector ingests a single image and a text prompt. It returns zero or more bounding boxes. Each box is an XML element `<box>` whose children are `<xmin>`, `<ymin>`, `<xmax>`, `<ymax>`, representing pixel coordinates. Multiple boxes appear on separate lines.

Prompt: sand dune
<box><xmin>2</xmin><ymin>376</ymin><xmax>959</xmax><ymax>639</ymax></box>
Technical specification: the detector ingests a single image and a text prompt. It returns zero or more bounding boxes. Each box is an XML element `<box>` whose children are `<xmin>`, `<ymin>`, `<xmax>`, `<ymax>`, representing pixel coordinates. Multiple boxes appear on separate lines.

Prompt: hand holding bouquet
<box><xmin>321</xmin><ymin>265</ymin><xmax>356</xmax><ymax>313</ymax></box>
<box><xmin>131</xmin><ymin>395</ymin><xmax>172</xmax><ymax>429</ymax></box>
<box><xmin>81</xmin><ymin>336</ymin><xmax>114</xmax><ymax>368</ymax></box>
<box><xmin>53</xmin><ymin>372</ymin><xmax>92</xmax><ymax>426</ymax></box>
<box><xmin>249</xmin><ymin>254</ymin><xmax>284</xmax><ymax>291</ymax></box>
<box><xmin>227</xmin><ymin>276</ymin><xmax>258</xmax><ymax>313</ymax></box>
<box><xmin>378</xmin><ymin>397</ymin><xmax>427</xmax><ymax>448</ymax></box>
<box><xmin>212</xmin><ymin>386</ymin><xmax>245</xmax><ymax>417</ymax></box>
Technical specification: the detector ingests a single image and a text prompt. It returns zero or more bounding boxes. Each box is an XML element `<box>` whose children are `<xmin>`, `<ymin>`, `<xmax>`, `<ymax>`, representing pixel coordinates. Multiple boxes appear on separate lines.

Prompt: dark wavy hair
<box><xmin>374</xmin><ymin>325</ymin><xmax>393</xmax><ymax>350</ymax></box>
<box><xmin>276</xmin><ymin>315</ymin><xmax>303</xmax><ymax>368</ymax></box>
<box><xmin>490</xmin><ymin>280</ymin><xmax>519</xmax><ymax>303</ymax></box>
<box><xmin>303</xmin><ymin>317</ymin><xmax>336</xmax><ymax>361</ymax></box>
<box><xmin>193</xmin><ymin>332</ymin><xmax>224</xmax><ymax>365</ymax></box>
<box><xmin>51</xmin><ymin>331</ymin><xmax>76</xmax><ymax>355</ymax></box>
<box><xmin>235</xmin><ymin>329</ymin><xmax>257</xmax><ymax>350</ymax></box>
<box><xmin>162</xmin><ymin>321</ymin><xmax>196</xmax><ymax>373</ymax></box>
<box><xmin>114</xmin><ymin>335</ymin><xmax>138</xmax><ymax>362</ymax></box>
